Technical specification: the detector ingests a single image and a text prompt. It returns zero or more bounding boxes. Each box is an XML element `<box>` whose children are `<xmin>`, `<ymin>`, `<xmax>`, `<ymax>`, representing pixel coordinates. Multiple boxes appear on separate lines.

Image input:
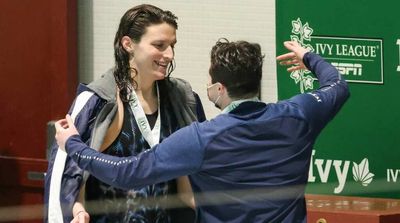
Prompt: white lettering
<box><xmin>336</xmin><ymin>44</ymin><xmax>345</xmax><ymax>56</ymax></box>
<box><xmin>316</xmin><ymin>43</ymin><xmax>333</xmax><ymax>55</ymax></box>
<box><xmin>387</xmin><ymin>169</ymin><xmax>389</xmax><ymax>182</ymax></box>
<box><xmin>387</xmin><ymin>169</ymin><xmax>399</xmax><ymax>182</ymax></box>
<box><xmin>332</xmin><ymin>62</ymin><xmax>362</xmax><ymax>76</ymax></box>
<box><xmin>308</xmin><ymin>150</ymin><xmax>316</xmax><ymax>182</ymax></box>
<box><xmin>308</xmin><ymin>150</ymin><xmax>351</xmax><ymax>194</ymax></box>
<box><xmin>333</xmin><ymin>160</ymin><xmax>350</xmax><ymax>193</ymax></box>
<box><xmin>336</xmin><ymin>44</ymin><xmax>377</xmax><ymax>57</ymax></box>
<box><xmin>370</xmin><ymin>46</ymin><xmax>377</xmax><ymax>58</ymax></box>
<box><xmin>397</xmin><ymin>39</ymin><xmax>400</xmax><ymax>72</ymax></box>
<box><xmin>315</xmin><ymin>159</ymin><xmax>332</xmax><ymax>183</ymax></box>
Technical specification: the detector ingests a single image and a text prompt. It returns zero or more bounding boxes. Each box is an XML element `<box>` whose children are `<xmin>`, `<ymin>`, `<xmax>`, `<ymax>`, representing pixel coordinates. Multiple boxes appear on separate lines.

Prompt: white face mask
<box><xmin>206</xmin><ymin>82</ymin><xmax>221</xmax><ymax>109</ymax></box>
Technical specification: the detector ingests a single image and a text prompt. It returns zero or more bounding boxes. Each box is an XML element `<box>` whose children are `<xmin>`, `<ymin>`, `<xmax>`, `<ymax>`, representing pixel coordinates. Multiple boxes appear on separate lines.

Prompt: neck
<box><xmin>135</xmin><ymin>82</ymin><xmax>156</xmax><ymax>103</ymax></box>
<box><xmin>134</xmin><ymin>82</ymin><xmax>158</xmax><ymax>114</ymax></box>
<box><xmin>131</xmin><ymin>72</ymin><xmax>158</xmax><ymax>114</ymax></box>
<box><xmin>132</xmin><ymin>72</ymin><xmax>156</xmax><ymax>99</ymax></box>
<box><xmin>220</xmin><ymin>96</ymin><xmax>260</xmax><ymax>113</ymax></box>
<box><xmin>219</xmin><ymin>98</ymin><xmax>232</xmax><ymax>111</ymax></box>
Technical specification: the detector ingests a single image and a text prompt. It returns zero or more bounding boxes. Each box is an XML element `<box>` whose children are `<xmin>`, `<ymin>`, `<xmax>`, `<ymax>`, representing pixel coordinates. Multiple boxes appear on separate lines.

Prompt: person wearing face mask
<box><xmin>44</xmin><ymin>4</ymin><xmax>205</xmax><ymax>223</ymax></box>
<box><xmin>54</xmin><ymin>39</ymin><xmax>350</xmax><ymax>223</ymax></box>
<box><xmin>206</xmin><ymin>79</ymin><xmax>260</xmax><ymax>111</ymax></box>
<box><xmin>206</xmin><ymin>82</ymin><xmax>222</xmax><ymax>109</ymax></box>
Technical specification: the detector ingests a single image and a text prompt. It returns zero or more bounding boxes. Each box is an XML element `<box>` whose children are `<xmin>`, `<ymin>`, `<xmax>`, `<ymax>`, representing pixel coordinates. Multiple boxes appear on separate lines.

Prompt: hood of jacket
<box><xmin>86</xmin><ymin>68</ymin><xmax>117</xmax><ymax>102</ymax></box>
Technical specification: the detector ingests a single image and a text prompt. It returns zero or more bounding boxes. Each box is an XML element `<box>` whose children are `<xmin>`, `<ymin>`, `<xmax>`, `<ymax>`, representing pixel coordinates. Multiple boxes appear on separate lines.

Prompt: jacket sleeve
<box><xmin>288</xmin><ymin>52</ymin><xmax>350</xmax><ymax>133</ymax></box>
<box><xmin>64</xmin><ymin>122</ymin><xmax>205</xmax><ymax>191</ymax></box>
<box><xmin>44</xmin><ymin>89</ymin><xmax>105</xmax><ymax>222</ymax></box>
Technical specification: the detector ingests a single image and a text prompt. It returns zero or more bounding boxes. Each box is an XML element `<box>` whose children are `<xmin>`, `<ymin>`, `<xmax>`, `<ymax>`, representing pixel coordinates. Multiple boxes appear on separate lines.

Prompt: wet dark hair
<box><xmin>113</xmin><ymin>4</ymin><xmax>178</xmax><ymax>101</ymax></box>
<box><xmin>209</xmin><ymin>38</ymin><xmax>264</xmax><ymax>99</ymax></box>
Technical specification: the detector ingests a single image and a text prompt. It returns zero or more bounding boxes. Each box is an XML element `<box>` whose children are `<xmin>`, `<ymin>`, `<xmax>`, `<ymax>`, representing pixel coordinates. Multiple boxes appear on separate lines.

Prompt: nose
<box><xmin>163</xmin><ymin>46</ymin><xmax>174</xmax><ymax>61</ymax></box>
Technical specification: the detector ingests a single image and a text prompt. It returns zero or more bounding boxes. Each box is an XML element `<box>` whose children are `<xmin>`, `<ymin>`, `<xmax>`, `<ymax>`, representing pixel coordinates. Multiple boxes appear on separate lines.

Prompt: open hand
<box><xmin>276</xmin><ymin>41</ymin><xmax>309</xmax><ymax>72</ymax></box>
<box><xmin>54</xmin><ymin>114</ymin><xmax>79</xmax><ymax>151</ymax></box>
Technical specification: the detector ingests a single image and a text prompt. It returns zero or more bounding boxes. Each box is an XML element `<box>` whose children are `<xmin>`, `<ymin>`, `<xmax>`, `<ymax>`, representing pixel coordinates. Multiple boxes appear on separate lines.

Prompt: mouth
<box><xmin>155</xmin><ymin>61</ymin><xmax>168</xmax><ymax>68</ymax></box>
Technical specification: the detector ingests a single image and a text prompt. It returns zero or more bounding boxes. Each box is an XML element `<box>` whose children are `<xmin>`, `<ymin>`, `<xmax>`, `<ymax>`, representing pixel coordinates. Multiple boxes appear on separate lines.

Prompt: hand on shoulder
<box><xmin>54</xmin><ymin>114</ymin><xmax>79</xmax><ymax>151</ymax></box>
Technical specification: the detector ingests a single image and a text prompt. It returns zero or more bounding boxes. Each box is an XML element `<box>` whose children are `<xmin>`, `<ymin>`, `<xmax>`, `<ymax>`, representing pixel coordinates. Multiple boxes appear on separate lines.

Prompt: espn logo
<box><xmin>331</xmin><ymin>62</ymin><xmax>362</xmax><ymax>76</ymax></box>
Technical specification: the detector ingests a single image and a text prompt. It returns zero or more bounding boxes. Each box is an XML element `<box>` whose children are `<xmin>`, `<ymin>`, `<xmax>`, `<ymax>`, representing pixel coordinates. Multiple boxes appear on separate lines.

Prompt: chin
<box><xmin>155</xmin><ymin>73</ymin><xmax>167</xmax><ymax>80</ymax></box>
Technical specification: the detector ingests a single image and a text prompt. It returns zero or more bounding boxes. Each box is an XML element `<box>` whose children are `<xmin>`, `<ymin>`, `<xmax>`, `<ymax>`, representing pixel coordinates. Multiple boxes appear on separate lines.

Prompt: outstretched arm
<box><xmin>55</xmin><ymin>115</ymin><xmax>204</xmax><ymax>190</ymax></box>
<box><xmin>277</xmin><ymin>41</ymin><xmax>350</xmax><ymax>132</ymax></box>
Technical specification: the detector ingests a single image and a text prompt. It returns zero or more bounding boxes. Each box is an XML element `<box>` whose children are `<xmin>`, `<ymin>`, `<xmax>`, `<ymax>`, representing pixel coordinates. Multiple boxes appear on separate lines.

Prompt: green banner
<box><xmin>276</xmin><ymin>1</ymin><xmax>400</xmax><ymax>199</ymax></box>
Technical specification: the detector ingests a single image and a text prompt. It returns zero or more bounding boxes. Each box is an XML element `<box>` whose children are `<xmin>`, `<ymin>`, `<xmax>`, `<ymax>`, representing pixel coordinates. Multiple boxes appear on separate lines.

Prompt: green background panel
<box><xmin>276</xmin><ymin>0</ymin><xmax>400</xmax><ymax>198</ymax></box>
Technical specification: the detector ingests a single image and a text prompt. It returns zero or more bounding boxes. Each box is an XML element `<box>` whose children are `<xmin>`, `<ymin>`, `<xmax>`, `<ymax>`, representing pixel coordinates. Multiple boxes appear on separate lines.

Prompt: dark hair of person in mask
<box><xmin>209</xmin><ymin>38</ymin><xmax>264</xmax><ymax>99</ymax></box>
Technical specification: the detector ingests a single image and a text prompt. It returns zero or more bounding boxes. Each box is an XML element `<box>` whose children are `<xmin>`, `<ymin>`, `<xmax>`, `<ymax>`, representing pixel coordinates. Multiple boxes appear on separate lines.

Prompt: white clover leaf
<box><xmin>290</xmin><ymin>35</ymin><xmax>300</xmax><ymax>43</ymax></box>
<box><xmin>303</xmin><ymin>75</ymin><xmax>315</xmax><ymax>90</ymax></box>
<box><xmin>302</xmin><ymin>23</ymin><xmax>313</xmax><ymax>41</ymax></box>
<box><xmin>290</xmin><ymin>70</ymin><xmax>301</xmax><ymax>84</ymax></box>
<box><xmin>291</xmin><ymin>18</ymin><xmax>302</xmax><ymax>34</ymax></box>
<box><xmin>304</xmin><ymin>44</ymin><xmax>315</xmax><ymax>53</ymax></box>
<box><xmin>289</xmin><ymin>18</ymin><xmax>316</xmax><ymax>92</ymax></box>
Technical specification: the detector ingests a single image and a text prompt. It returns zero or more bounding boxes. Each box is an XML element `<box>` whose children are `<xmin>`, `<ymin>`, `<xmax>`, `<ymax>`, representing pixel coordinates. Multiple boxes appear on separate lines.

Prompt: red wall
<box><xmin>0</xmin><ymin>0</ymin><xmax>77</xmax><ymax>222</ymax></box>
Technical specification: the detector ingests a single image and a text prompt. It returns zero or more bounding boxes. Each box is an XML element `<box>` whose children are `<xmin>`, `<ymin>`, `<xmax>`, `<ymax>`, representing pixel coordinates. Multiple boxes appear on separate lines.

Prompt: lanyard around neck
<box><xmin>221</xmin><ymin>97</ymin><xmax>261</xmax><ymax>114</ymax></box>
<box><xmin>128</xmin><ymin>83</ymin><xmax>161</xmax><ymax>147</ymax></box>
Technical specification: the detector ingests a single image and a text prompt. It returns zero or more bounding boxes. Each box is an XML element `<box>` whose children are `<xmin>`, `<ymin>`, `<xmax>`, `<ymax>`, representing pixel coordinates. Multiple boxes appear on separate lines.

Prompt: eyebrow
<box><xmin>152</xmin><ymin>39</ymin><xmax>177</xmax><ymax>45</ymax></box>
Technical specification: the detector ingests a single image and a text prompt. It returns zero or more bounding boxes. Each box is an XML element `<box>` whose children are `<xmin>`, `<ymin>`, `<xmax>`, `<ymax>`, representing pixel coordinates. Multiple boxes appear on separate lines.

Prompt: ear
<box><xmin>217</xmin><ymin>82</ymin><xmax>226</xmax><ymax>93</ymax></box>
<box><xmin>121</xmin><ymin>36</ymin><xmax>135</xmax><ymax>53</ymax></box>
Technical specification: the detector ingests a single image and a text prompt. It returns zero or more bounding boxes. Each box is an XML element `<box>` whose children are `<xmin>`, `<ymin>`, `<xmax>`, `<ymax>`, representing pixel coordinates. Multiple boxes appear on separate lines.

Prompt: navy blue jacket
<box><xmin>64</xmin><ymin>53</ymin><xmax>350</xmax><ymax>223</ymax></box>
